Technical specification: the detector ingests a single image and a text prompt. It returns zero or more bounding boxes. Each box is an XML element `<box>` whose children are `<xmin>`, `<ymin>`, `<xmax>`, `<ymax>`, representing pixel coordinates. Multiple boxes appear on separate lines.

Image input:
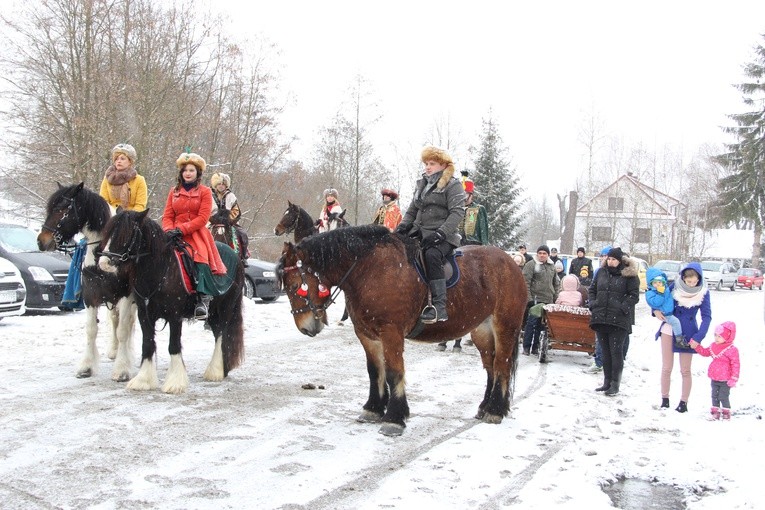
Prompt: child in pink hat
<box><xmin>689</xmin><ymin>321</ymin><xmax>740</xmax><ymax>420</ymax></box>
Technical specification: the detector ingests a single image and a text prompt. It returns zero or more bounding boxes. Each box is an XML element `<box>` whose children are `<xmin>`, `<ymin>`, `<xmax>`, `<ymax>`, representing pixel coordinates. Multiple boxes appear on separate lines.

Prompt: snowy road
<box><xmin>0</xmin><ymin>289</ymin><xmax>762</xmax><ymax>509</ymax></box>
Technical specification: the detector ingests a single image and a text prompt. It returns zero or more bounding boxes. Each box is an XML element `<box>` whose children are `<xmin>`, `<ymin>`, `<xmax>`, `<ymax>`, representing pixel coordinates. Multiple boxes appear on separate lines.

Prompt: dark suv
<box><xmin>0</xmin><ymin>223</ymin><xmax>71</xmax><ymax>309</ymax></box>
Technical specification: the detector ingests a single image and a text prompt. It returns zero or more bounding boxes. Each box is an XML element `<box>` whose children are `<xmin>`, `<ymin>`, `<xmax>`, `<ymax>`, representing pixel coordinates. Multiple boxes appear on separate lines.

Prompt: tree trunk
<box><xmin>561</xmin><ymin>191</ymin><xmax>578</xmax><ymax>254</ymax></box>
<box><xmin>752</xmin><ymin>222</ymin><xmax>762</xmax><ymax>268</ymax></box>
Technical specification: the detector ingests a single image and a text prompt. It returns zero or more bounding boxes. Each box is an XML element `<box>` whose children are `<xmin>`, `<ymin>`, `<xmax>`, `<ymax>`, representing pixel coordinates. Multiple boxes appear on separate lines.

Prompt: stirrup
<box><xmin>420</xmin><ymin>304</ymin><xmax>437</xmax><ymax>324</ymax></box>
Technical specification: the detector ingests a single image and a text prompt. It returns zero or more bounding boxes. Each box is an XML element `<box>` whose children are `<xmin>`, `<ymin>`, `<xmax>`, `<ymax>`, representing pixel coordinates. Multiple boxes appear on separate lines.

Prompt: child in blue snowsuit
<box><xmin>645</xmin><ymin>267</ymin><xmax>684</xmax><ymax>345</ymax></box>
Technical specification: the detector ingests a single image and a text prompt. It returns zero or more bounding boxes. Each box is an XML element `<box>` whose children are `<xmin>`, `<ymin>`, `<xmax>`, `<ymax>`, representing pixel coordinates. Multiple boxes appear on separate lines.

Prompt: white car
<box><xmin>0</xmin><ymin>256</ymin><xmax>27</xmax><ymax>320</ymax></box>
<box><xmin>700</xmin><ymin>260</ymin><xmax>737</xmax><ymax>291</ymax></box>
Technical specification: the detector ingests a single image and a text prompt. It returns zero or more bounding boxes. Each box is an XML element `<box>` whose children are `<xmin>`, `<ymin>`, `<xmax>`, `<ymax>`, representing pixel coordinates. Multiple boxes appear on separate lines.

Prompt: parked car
<box><xmin>631</xmin><ymin>256</ymin><xmax>649</xmax><ymax>292</ymax></box>
<box><xmin>700</xmin><ymin>260</ymin><xmax>737</xmax><ymax>291</ymax></box>
<box><xmin>243</xmin><ymin>258</ymin><xmax>281</xmax><ymax>302</ymax></box>
<box><xmin>0</xmin><ymin>223</ymin><xmax>71</xmax><ymax>309</ymax></box>
<box><xmin>736</xmin><ymin>267</ymin><xmax>763</xmax><ymax>290</ymax></box>
<box><xmin>653</xmin><ymin>260</ymin><xmax>685</xmax><ymax>285</ymax></box>
<box><xmin>0</xmin><ymin>256</ymin><xmax>26</xmax><ymax>320</ymax></box>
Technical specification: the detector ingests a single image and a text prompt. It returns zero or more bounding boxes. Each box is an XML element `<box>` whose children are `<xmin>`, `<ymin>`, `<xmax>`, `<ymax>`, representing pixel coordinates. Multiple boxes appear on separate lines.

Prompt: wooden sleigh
<box><xmin>536</xmin><ymin>304</ymin><xmax>596</xmax><ymax>363</ymax></box>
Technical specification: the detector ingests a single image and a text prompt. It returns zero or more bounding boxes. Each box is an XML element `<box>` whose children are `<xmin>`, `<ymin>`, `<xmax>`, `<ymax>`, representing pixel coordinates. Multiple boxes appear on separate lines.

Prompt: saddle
<box><xmin>413</xmin><ymin>249</ymin><xmax>462</xmax><ymax>288</ymax></box>
<box><xmin>172</xmin><ymin>241</ymin><xmax>239</xmax><ymax>295</ymax></box>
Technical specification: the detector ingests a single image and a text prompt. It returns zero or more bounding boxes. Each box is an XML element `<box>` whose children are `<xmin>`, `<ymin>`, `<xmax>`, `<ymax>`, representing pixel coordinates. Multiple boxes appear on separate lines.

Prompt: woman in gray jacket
<box><xmin>396</xmin><ymin>146</ymin><xmax>466</xmax><ymax>323</ymax></box>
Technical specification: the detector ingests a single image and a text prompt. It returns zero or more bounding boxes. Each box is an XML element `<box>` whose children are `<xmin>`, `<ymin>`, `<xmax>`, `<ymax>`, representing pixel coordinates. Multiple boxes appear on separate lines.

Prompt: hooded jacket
<box><xmin>645</xmin><ymin>267</ymin><xmax>674</xmax><ymax>315</ymax></box>
<box><xmin>400</xmin><ymin>165</ymin><xmax>466</xmax><ymax>247</ymax></box>
<box><xmin>654</xmin><ymin>261</ymin><xmax>712</xmax><ymax>353</ymax></box>
<box><xmin>694</xmin><ymin>324</ymin><xmax>740</xmax><ymax>383</ymax></box>
<box><xmin>588</xmin><ymin>255</ymin><xmax>640</xmax><ymax>332</ymax></box>
<box><xmin>556</xmin><ymin>274</ymin><xmax>584</xmax><ymax>307</ymax></box>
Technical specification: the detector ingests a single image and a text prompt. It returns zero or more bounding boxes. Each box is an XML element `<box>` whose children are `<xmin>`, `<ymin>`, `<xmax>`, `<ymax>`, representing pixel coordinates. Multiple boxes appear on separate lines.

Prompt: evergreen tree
<box><xmin>715</xmin><ymin>34</ymin><xmax>765</xmax><ymax>266</ymax></box>
<box><xmin>471</xmin><ymin>115</ymin><xmax>525</xmax><ymax>249</ymax></box>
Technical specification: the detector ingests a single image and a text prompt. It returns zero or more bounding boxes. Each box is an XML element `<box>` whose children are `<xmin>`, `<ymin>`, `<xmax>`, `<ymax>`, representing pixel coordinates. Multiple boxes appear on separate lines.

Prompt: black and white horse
<box><xmin>98</xmin><ymin>209</ymin><xmax>245</xmax><ymax>394</ymax></box>
<box><xmin>37</xmin><ymin>183</ymin><xmax>136</xmax><ymax>381</ymax></box>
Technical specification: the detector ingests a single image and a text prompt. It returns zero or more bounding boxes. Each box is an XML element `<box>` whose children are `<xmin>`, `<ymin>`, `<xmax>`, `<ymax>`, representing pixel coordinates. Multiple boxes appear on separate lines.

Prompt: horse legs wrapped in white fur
<box><xmin>162</xmin><ymin>354</ymin><xmax>189</xmax><ymax>394</ymax></box>
<box><xmin>110</xmin><ymin>297</ymin><xmax>136</xmax><ymax>382</ymax></box>
<box><xmin>203</xmin><ymin>337</ymin><xmax>225</xmax><ymax>382</ymax></box>
<box><xmin>127</xmin><ymin>358</ymin><xmax>159</xmax><ymax>391</ymax></box>
<box><xmin>76</xmin><ymin>306</ymin><xmax>101</xmax><ymax>378</ymax></box>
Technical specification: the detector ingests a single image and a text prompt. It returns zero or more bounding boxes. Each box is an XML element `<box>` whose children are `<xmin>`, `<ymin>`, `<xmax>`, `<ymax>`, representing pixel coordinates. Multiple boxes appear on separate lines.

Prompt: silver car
<box><xmin>701</xmin><ymin>260</ymin><xmax>737</xmax><ymax>291</ymax></box>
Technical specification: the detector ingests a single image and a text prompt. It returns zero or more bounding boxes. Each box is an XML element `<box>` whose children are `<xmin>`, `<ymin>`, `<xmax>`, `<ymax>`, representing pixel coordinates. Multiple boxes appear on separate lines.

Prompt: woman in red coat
<box><xmin>162</xmin><ymin>151</ymin><xmax>226</xmax><ymax>320</ymax></box>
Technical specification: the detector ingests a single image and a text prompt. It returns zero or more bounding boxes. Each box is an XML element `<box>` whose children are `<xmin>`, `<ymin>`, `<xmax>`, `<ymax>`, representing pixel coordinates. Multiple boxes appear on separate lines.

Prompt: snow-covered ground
<box><xmin>0</xmin><ymin>288</ymin><xmax>762</xmax><ymax>509</ymax></box>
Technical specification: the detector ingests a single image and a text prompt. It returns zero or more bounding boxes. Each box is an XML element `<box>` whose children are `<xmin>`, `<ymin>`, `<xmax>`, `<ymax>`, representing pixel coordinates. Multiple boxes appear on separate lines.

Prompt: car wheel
<box><xmin>260</xmin><ymin>296</ymin><xmax>277</xmax><ymax>302</ymax></box>
<box><xmin>716</xmin><ymin>280</ymin><xmax>723</xmax><ymax>291</ymax></box>
<box><xmin>730</xmin><ymin>282</ymin><xmax>735</xmax><ymax>291</ymax></box>
<box><xmin>243</xmin><ymin>277</ymin><xmax>254</xmax><ymax>299</ymax></box>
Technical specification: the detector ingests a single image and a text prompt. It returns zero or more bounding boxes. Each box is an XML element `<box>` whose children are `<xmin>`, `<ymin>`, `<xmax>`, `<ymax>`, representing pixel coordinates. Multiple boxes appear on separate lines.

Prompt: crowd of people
<box><xmin>90</xmin><ymin>142</ymin><xmax>741</xmax><ymax>420</ymax></box>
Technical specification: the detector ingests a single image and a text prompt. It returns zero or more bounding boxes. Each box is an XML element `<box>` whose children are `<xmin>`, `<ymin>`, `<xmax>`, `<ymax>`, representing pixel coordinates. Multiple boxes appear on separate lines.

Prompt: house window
<box><xmin>635</xmin><ymin>227</ymin><xmax>650</xmax><ymax>243</ymax></box>
<box><xmin>592</xmin><ymin>226</ymin><xmax>612</xmax><ymax>242</ymax></box>
<box><xmin>608</xmin><ymin>197</ymin><xmax>624</xmax><ymax>211</ymax></box>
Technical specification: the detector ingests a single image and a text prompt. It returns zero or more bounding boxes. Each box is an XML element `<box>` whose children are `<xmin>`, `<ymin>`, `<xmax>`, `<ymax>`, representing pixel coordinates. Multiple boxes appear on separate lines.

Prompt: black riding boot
<box><xmin>595</xmin><ymin>379</ymin><xmax>611</xmax><ymax>392</ymax></box>
<box><xmin>421</xmin><ymin>279</ymin><xmax>448</xmax><ymax>324</ymax></box>
<box><xmin>195</xmin><ymin>294</ymin><xmax>213</xmax><ymax>321</ymax></box>
<box><xmin>604</xmin><ymin>377</ymin><xmax>620</xmax><ymax>396</ymax></box>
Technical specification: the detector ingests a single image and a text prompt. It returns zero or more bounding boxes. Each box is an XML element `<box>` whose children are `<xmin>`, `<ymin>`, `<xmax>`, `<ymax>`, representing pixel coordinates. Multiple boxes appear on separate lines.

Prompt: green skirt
<box><xmin>194</xmin><ymin>242</ymin><xmax>239</xmax><ymax>296</ymax></box>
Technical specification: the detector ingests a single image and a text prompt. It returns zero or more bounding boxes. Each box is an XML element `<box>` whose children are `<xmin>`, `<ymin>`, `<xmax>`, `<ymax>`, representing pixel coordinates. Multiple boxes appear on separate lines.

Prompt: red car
<box><xmin>736</xmin><ymin>268</ymin><xmax>764</xmax><ymax>290</ymax></box>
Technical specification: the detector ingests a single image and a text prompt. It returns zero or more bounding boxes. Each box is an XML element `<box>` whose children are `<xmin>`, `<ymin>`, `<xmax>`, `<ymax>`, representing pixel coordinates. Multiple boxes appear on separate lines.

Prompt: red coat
<box><xmin>162</xmin><ymin>184</ymin><xmax>226</xmax><ymax>275</ymax></box>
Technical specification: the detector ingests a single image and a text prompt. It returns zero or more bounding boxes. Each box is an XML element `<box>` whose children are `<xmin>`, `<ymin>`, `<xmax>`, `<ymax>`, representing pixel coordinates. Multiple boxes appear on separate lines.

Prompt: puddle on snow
<box><xmin>603</xmin><ymin>478</ymin><xmax>687</xmax><ymax>509</ymax></box>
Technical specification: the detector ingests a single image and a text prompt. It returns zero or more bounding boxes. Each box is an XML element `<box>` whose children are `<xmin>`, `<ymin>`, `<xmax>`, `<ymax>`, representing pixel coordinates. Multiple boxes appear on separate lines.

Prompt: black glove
<box><xmin>314</xmin><ymin>219</ymin><xmax>322</xmax><ymax>227</ymax></box>
<box><xmin>421</xmin><ymin>228</ymin><xmax>446</xmax><ymax>249</ymax></box>
<box><xmin>165</xmin><ymin>228</ymin><xmax>182</xmax><ymax>241</ymax></box>
<box><xmin>394</xmin><ymin>223</ymin><xmax>411</xmax><ymax>235</ymax></box>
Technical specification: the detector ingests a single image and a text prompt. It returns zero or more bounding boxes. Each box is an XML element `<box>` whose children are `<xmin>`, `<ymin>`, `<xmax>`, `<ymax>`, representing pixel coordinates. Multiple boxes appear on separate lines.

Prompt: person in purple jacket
<box><xmin>689</xmin><ymin>321</ymin><xmax>740</xmax><ymax>420</ymax></box>
<box><xmin>652</xmin><ymin>262</ymin><xmax>712</xmax><ymax>413</ymax></box>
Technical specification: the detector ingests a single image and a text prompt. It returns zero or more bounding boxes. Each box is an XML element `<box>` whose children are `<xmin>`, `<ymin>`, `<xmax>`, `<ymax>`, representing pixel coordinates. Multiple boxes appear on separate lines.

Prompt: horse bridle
<box><xmin>282</xmin><ymin>258</ymin><xmax>357</xmax><ymax>319</ymax></box>
<box><xmin>278</xmin><ymin>210</ymin><xmax>300</xmax><ymax>236</ymax></box>
<box><xmin>96</xmin><ymin>223</ymin><xmax>148</xmax><ymax>264</ymax></box>
<box><xmin>40</xmin><ymin>194</ymin><xmax>81</xmax><ymax>252</ymax></box>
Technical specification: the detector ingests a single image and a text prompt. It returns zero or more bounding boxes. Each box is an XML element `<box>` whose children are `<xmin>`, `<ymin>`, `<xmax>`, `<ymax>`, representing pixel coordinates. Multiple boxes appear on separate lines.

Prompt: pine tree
<box><xmin>471</xmin><ymin>115</ymin><xmax>525</xmax><ymax>249</ymax></box>
<box><xmin>715</xmin><ymin>34</ymin><xmax>765</xmax><ymax>266</ymax></box>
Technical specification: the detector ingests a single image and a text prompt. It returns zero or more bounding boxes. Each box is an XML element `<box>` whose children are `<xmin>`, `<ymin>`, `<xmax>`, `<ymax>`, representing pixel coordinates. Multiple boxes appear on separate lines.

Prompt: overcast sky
<box><xmin>221</xmin><ymin>2</ymin><xmax>763</xmax><ymax>198</ymax></box>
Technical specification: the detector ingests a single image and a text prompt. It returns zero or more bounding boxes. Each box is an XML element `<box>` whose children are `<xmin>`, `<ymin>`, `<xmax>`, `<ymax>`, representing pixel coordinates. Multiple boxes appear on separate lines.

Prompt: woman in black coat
<box><xmin>588</xmin><ymin>247</ymin><xmax>640</xmax><ymax>396</ymax></box>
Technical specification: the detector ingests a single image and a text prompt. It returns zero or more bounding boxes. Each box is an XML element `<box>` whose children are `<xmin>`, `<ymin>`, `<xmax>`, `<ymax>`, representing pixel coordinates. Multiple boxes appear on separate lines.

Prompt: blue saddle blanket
<box><xmin>413</xmin><ymin>249</ymin><xmax>462</xmax><ymax>289</ymax></box>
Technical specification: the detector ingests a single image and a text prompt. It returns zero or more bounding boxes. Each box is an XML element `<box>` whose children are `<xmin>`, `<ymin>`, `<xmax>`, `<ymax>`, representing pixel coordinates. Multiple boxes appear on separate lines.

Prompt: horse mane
<box><xmin>106</xmin><ymin>210</ymin><xmax>170</xmax><ymax>258</ymax></box>
<box><xmin>48</xmin><ymin>184</ymin><xmax>111</xmax><ymax>234</ymax></box>
<box><xmin>209</xmin><ymin>206</ymin><xmax>231</xmax><ymax>226</ymax></box>
<box><xmin>295</xmin><ymin>225</ymin><xmax>411</xmax><ymax>273</ymax></box>
<box><xmin>293</xmin><ymin>203</ymin><xmax>314</xmax><ymax>227</ymax></box>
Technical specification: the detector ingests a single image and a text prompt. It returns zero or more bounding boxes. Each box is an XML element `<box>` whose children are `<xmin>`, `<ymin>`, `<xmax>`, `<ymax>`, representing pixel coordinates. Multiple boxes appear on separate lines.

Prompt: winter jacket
<box><xmin>569</xmin><ymin>255</ymin><xmax>594</xmax><ymax>287</ymax></box>
<box><xmin>211</xmin><ymin>189</ymin><xmax>241</xmax><ymax>224</ymax></box>
<box><xmin>653</xmin><ymin>261</ymin><xmax>712</xmax><ymax>353</ymax></box>
<box><xmin>645</xmin><ymin>267</ymin><xmax>674</xmax><ymax>315</ymax></box>
<box><xmin>588</xmin><ymin>256</ymin><xmax>640</xmax><ymax>332</ymax></box>
<box><xmin>372</xmin><ymin>200</ymin><xmax>403</xmax><ymax>232</ymax></box>
<box><xmin>694</xmin><ymin>340</ymin><xmax>740</xmax><ymax>383</ymax></box>
<box><xmin>556</xmin><ymin>274</ymin><xmax>584</xmax><ymax>306</ymax></box>
<box><xmin>400</xmin><ymin>166</ymin><xmax>466</xmax><ymax>247</ymax></box>
<box><xmin>99</xmin><ymin>173</ymin><xmax>148</xmax><ymax>212</ymax></box>
<box><xmin>459</xmin><ymin>202</ymin><xmax>490</xmax><ymax>245</ymax></box>
<box><xmin>523</xmin><ymin>255</ymin><xmax>561</xmax><ymax>304</ymax></box>
<box><xmin>162</xmin><ymin>184</ymin><xmax>226</xmax><ymax>275</ymax></box>
<box><xmin>318</xmin><ymin>203</ymin><xmax>343</xmax><ymax>233</ymax></box>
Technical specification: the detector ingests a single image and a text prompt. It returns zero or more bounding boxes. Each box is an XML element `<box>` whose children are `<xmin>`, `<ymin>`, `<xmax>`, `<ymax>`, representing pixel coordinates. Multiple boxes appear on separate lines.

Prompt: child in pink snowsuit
<box><xmin>556</xmin><ymin>274</ymin><xmax>584</xmax><ymax>307</ymax></box>
<box><xmin>688</xmin><ymin>321</ymin><xmax>740</xmax><ymax>420</ymax></box>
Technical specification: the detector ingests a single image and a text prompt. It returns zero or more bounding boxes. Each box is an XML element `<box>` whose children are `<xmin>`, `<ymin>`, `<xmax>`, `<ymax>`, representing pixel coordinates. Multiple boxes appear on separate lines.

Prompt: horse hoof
<box><xmin>378</xmin><ymin>423</ymin><xmax>405</xmax><ymax>436</ymax></box>
<box><xmin>474</xmin><ymin>409</ymin><xmax>486</xmax><ymax>420</ymax></box>
<box><xmin>482</xmin><ymin>413</ymin><xmax>503</xmax><ymax>425</ymax></box>
<box><xmin>357</xmin><ymin>410</ymin><xmax>383</xmax><ymax>423</ymax></box>
<box><xmin>112</xmin><ymin>372</ymin><xmax>130</xmax><ymax>383</ymax></box>
<box><xmin>76</xmin><ymin>369</ymin><xmax>92</xmax><ymax>379</ymax></box>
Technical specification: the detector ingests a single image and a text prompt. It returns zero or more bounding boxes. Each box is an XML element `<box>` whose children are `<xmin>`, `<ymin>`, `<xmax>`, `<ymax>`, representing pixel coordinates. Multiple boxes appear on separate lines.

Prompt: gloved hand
<box><xmin>165</xmin><ymin>228</ymin><xmax>182</xmax><ymax>240</ymax></box>
<box><xmin>728</xmin><ymin>379</ymin><xmax>737</xmax><ymax>388</ymax></box>
<box><xmin>394</xmin><ymin>223</ymin><xmax>411</xmax><ymax>235</ymax></box>
<box><xmin>421</xmin><ymin>228</ymin><xmax>446</xmax><ymax>249</ymax></box>
<box><xmin>314</xmin><ymin>219</ymin><xmax>322</xmax><ymax>228</ymax></box>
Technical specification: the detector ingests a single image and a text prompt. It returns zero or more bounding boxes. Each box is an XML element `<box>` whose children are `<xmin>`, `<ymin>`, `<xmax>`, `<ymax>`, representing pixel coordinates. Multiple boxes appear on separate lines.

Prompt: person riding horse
<box><xmin>395</xmin><ymin>146</ymin><xmax>466</xmax><ymax>323</ymax></box>
<box><xmin>210</xmin><ymin>172</ymin><xmax>249</xmax><ymax>266</ymax></box>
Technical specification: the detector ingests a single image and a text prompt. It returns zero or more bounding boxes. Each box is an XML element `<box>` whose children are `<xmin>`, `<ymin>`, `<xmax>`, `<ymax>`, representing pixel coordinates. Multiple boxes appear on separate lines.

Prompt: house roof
<box><xmin>576</xmin><ymin>174</ymin><xmax>685</xmax><ymax>215</ymax></box>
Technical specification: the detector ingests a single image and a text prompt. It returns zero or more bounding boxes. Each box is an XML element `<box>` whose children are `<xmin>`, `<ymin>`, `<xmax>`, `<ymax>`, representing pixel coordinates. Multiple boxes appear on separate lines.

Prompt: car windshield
<box><xmin>656</xmin><ymin>261</ymin><xmax>681</xmax><ymax>272</ymax></box>
<box><xmin>739</xmin><ymin>268</ymin><xmax>755</xmax><ymax>276</ymax></box>
<box><xmin>700</xmin><ymin>261</ymin><xmax>721</xmax><ymax>272</ymax></box>
<box><xmin>0</xmin><ymin>225</ymin><xmax>40</xmax><ymax>253</ymax></box>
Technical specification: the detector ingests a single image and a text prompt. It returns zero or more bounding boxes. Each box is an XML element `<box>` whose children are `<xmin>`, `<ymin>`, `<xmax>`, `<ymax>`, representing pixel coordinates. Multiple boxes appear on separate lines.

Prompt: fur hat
<box><xmin>211</xmin><ymin>172</ymin><xmax>230</xmax><ymax>188</ymax></box>
<box><xmin>176</xmin><ymin>152</ymin><xmax>206</xmax><ymax>173</ymax></box>
<box><xmin>324</xmin><ymin>188</ymin><xmax>338</xmax><ymax>199</ymax></box>
<box><xmin>607</xmin><ymin>247</ymin><xmax>624</xmax><ymax>262</ymax></box>
<box><xmin>421</xmin><ymin>146</ymin><xmax>456</xmax><ymax>189</ymax></box>
<box><xmin>112</xmin><ymin>143</ymin><xmax>137</xmax><ymax>163</ymax></box>
<box><xmin>577</xmin><ymin>246</ymin><xmax>585</xmax><ymax>255</ymax></box>
<box><xmin>714</xmin><ymin>321</ymin><xmax>736</xmax><ymax>343</ymax></box>
<box><xmin>537</xmin><ymin>245</ymin><xmax>550</xmax><ymax>255</ymax></box>
<box><xmin>381</xmin><ymin>188</ymin><xmax>398</xmax><ymax>200</ymax></box>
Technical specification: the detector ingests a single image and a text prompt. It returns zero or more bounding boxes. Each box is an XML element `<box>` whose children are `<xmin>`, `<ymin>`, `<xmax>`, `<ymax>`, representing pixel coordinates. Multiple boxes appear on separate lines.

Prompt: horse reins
<box><xmin>282</xmin><ymin>258</ymin><xmax>358</xmax><ymax>319</ymax></box>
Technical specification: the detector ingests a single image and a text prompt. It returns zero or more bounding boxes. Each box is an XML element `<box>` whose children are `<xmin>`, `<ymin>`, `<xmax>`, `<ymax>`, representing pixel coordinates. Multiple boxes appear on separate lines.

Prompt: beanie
<box><xmin>606</xmin><ymin>247</ymin><xmax>623</xmax><ymax>262</ymax></box>
<box><xmin>714</xmin><ymin>321</ymin><xmax>736</xmax><ymax>343</ymax></box>
<box><xmin>600</xmin><ymin>245</ymin><xmax>612</xmax><ymax>257</ymax></box>
<box><xmin>537</xmin><ymin>245</ymin><xmax>550</xmax><ymax>255</ymax></box>
<box><xmin>577</xmin><ymin>246</ymin><xmax>585</xmax><ymax>255</ymax></box>
<box><xmin>554</xmin><ymin>260</ymin><xmax>563</xmax><ymax>272</ymax></box>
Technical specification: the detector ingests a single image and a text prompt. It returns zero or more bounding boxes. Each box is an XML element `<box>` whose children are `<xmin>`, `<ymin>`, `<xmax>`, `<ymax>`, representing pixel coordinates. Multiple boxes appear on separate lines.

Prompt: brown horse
<box><xmin>278</xmin><ymin>225</ymin><xmax>527</xmax><ymax>436</ymax></box>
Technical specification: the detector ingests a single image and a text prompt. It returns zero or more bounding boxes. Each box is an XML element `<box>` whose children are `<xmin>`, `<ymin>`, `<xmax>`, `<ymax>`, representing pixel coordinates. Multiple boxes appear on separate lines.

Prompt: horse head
<box><xmin>278</xmin><ymin>241</ymin><xmax>332</xmax><ymax>336</ymax></box>
<box><xmin>37</xmin><ymin>182</ymin><xmax>85</xmax><ymax>251</ymax></box>
<box><xmin>98</xmin><ymin>209</ymin><xmax>152</xmax><ymax>274</ymax></box>
<box><xmin>274</xmin><ymin>201</ymin><xmax>299</xmax><ymax>236</ymax></box>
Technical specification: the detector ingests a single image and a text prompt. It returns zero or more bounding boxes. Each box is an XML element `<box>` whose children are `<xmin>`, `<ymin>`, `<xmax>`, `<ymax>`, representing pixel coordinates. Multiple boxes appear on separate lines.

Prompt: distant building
<box><xmin>574</xmin><ymin>173</ymin><xmax>687</xmax><ymax>262</ymax></box>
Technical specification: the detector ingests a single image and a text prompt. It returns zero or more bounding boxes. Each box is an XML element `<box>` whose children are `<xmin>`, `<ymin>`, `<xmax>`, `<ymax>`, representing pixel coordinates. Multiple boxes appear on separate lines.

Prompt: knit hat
<box><xmin>577</xmin><ymin>247</ymin><xmax>585</xmax><ymax>255</ymax></box>
<box><xmin>606</xmin><ymin>247</ymin><xmax>623</xmax><ymax>262</ymax></box>
<box><xmin>176</xmin><ymin>151</ymin><xmax>206</xmax><ymax>173</ymax></box>
<box><xmin>600</xmin><ymin>245</ymin><xmax>612</xmax><ymax>257</ymax></box>
<box><xmin>211</xmin><ymin>172</ymin><xmax>230</xmax><ymax>189</ymax></box>
<box><xmin>551</xmin><ymin>247</ymin><xmax>558</xmax><ymax>253</ymax></box>
<box><xmin>112</xmin><ymin>143</ymin><xmax>137</xmax><ymax>163</ymax></box>
<box><xmin>554</xmin><ymin>260</ymin><xmax>564</xmax><ymax>272</ymax></box>
<box><xmin>381</xmin><ymin>188</ymin><xmax>398</xmax><ymax>200</ymax></box>
<box><xmin>714</xmin><ymin>321</ymin><xmax>736</xmax><ymax>343</ymax></box>
<box><xmin>537</xmin><ymin>245</ymin><xmax>550</xmax><ymax>255</ymax></box>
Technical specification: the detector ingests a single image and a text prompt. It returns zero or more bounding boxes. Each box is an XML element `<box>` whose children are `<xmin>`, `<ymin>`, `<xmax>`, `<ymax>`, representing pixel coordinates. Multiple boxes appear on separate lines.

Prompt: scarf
<box><xmin>673</xmin><ymin>277</ymin><xmax>707</xmax><ymax>308</ymax></box>
<box><xmin>105</xmin><ymin>165</ymin><xmax>137</xmax><ymax>208</ymax></box>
